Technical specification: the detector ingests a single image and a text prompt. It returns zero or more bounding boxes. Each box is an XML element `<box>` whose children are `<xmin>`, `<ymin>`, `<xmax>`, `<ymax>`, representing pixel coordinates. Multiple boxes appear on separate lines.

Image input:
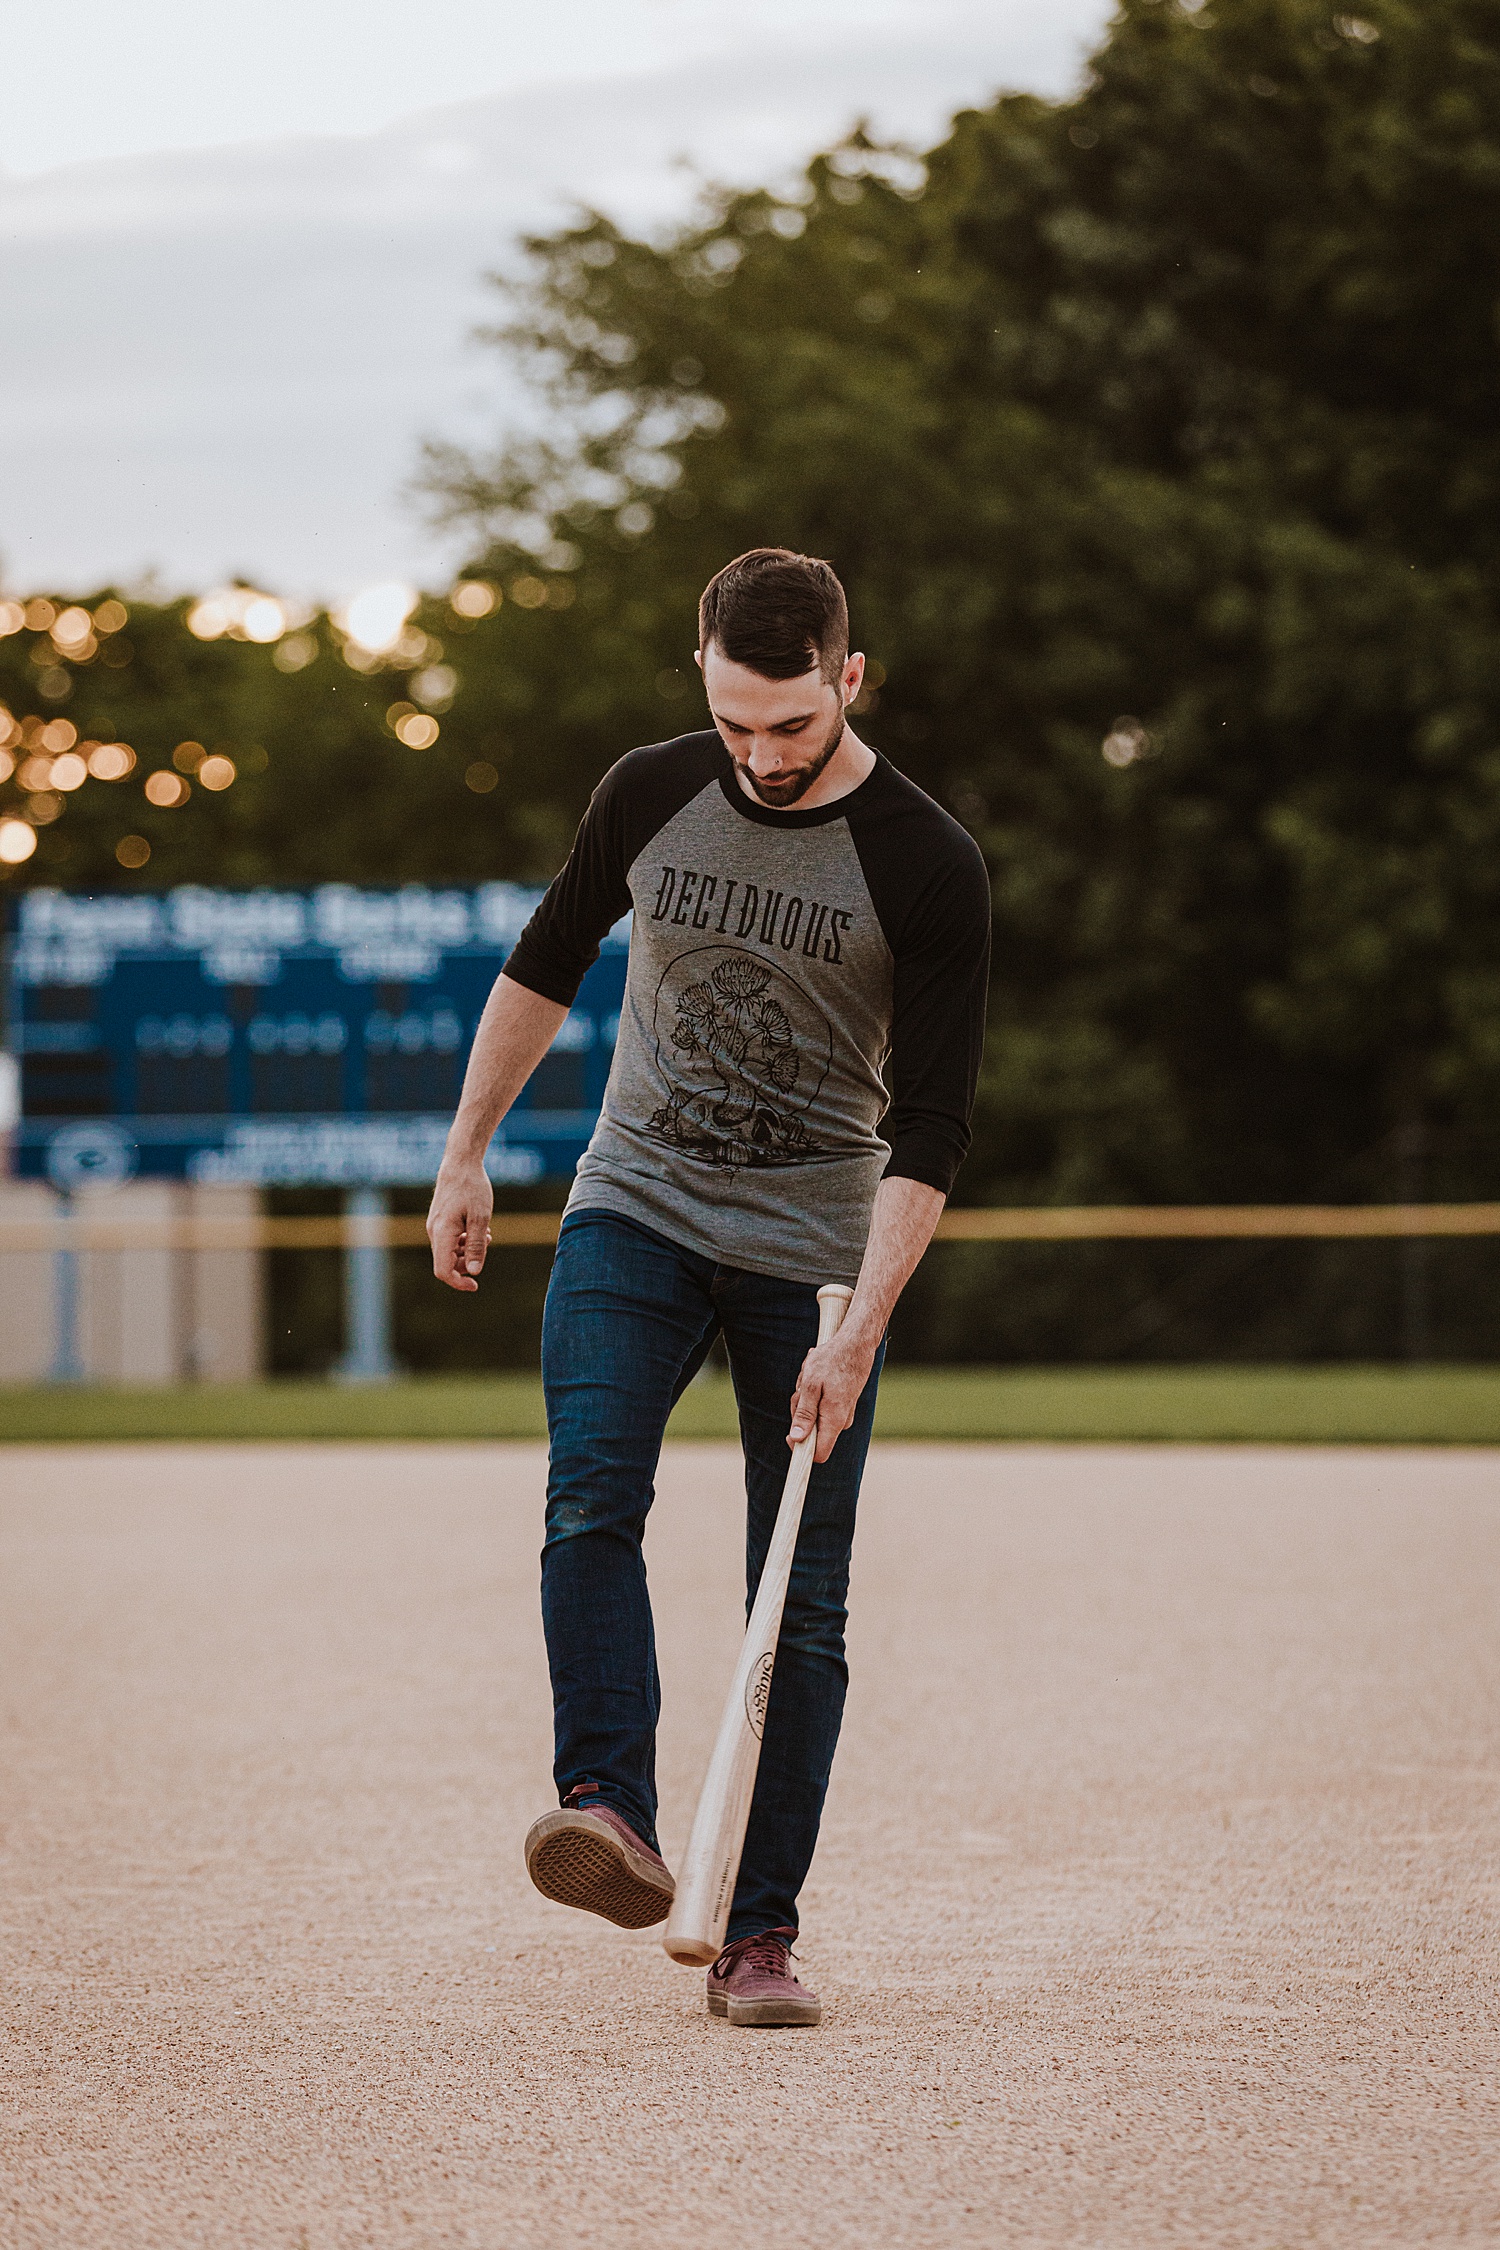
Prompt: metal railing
<box><xmin>4</xmin><ymin>1204</ymin><xmax>1500</xmax><ymax>1251</ymax></box>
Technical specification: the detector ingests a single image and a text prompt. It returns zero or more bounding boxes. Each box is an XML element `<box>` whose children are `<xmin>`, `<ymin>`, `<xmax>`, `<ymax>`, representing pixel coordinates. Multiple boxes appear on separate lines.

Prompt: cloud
<box><xmin>0</xmin><ymin>14</ymin><xmax>1106</xmax><ymax>599</ymax></box>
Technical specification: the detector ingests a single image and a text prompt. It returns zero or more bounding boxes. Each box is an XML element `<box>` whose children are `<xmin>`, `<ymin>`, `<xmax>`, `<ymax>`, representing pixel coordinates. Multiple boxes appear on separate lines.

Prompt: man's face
<box><xmin>699</xmin><ymin>642</ymin><xmax>865</xmax><ymax>807</ymax></box>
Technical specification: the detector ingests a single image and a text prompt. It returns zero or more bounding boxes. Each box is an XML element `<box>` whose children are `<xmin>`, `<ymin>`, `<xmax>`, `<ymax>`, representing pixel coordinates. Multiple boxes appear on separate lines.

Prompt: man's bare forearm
<box><xmin>427</xmin><ymin>973</ymin><xmax>568</xmax><ymax>1290</ymax></box>
<box><xmin>445</xmin><ymin>973</ymin><xmax>568</xmax><ymax>1161</ymax></box>
<box><xmin>843</xmin><ymin>1175</ymin><xmax>947</xmax><ymax>1353</ymax></box>
<box><xmin>789</xmin><ymin>1174</ymin><xmax>946</xmax><ymax>1459</ymax></box>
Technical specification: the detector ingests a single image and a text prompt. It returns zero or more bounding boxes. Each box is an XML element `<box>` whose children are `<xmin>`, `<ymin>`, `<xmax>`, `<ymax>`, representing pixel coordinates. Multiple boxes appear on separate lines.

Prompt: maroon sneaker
<box><xmin>706</xmin><ymin>1929</ymin><xmax>821</xmax><ymax>2027</ymax></box>
<box><xmin>524</xmin><ymin>1794</ymin><xmax>675</xmax><ymax>1929</ymax></box>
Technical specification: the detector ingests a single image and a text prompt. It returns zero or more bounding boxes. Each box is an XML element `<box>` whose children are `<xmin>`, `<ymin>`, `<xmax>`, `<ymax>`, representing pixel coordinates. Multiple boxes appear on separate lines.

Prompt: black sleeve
<box><xmin>850</xmin><ymin>777</ymin><xmax>992</xmax><ymax>1195</ymax></box>
<box><xmin>502</xmin><ymin>732</ymin><xmax>723</xmax><ymax>1007</ymax></box>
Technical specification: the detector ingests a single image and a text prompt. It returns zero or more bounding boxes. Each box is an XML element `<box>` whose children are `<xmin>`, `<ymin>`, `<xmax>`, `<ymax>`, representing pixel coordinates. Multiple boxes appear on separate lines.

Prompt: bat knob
<box><xmin>662</xmin><ymin>1931</ymin><xmax>720</xmax><ymax>1966</ymax></box>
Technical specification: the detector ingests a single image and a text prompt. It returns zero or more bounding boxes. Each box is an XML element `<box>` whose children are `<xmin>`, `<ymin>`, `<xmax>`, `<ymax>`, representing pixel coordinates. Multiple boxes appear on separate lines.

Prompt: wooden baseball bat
<box><xmin>663</xmin><ymin>1281</ymin><xmax>855</xmax><ymax>1967</ymax></box>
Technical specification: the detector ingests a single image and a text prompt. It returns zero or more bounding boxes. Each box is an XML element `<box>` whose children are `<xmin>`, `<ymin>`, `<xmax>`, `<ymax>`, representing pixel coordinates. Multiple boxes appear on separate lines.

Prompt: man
<box><xmin>428</xmin><ymin>548</ymin><xmax>990</xmax><ymax>2028</ymax></box>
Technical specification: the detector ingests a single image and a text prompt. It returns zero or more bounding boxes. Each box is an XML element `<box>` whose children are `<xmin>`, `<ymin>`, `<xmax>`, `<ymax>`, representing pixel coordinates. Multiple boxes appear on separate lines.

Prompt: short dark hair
<box><xmin>698</xmin><ymin>548</ymin><xmax>849</xmax><ymax>685</ymax></box>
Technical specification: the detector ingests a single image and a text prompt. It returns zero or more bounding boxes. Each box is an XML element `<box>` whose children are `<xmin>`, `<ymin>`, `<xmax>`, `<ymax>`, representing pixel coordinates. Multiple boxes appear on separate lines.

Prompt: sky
<box><xmin>1</xmin><ymin>0</ymin><xmax>1089</xmax><ymax>175</ymax></box>
<box><xmin>0</xmin><ymin>0</ymin><xmax>1111</xmax><ymax>599</ymax></box>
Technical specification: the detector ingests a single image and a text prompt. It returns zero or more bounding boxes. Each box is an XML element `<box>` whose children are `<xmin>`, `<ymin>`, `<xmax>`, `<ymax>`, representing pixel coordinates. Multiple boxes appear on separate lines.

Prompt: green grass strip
<box><xmin>3</xmin><ymin>1366</ymin><xmax>1500</xmax><ymax>1444</ymax></box>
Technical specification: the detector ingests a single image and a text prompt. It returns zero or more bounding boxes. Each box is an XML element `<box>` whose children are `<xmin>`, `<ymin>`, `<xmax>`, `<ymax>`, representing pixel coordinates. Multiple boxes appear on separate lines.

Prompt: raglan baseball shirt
<box><xmin>503</xmin><ymin>728</ymin><xmax>992</xmax><ymax>1286</ymax></box>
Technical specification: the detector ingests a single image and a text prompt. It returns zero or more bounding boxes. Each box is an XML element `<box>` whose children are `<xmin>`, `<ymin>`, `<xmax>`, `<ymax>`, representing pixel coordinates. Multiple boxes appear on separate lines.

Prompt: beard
<box><xmin>741</xmin><ymin>707</ymin><xmax>847</xmax><ymax>806</ymax></box>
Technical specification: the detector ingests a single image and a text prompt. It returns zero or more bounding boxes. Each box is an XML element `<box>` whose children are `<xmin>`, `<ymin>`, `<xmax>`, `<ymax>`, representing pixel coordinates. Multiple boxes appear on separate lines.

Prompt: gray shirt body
<box><xmin>504</xmin><ymin>731</ymin><xmax>991</xmax><ymax>1286</ymax></box>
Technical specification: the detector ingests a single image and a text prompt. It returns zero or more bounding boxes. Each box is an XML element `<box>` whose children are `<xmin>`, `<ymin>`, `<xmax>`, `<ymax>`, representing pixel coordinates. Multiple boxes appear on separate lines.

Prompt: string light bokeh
<box><xmin>0</xmin><ymin>575</ymin><xmax>511</xmax><ymax>872</ymax></box>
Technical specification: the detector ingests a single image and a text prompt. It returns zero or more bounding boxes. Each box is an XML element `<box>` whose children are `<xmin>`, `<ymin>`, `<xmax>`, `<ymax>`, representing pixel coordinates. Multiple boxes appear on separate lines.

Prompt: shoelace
<box><xmin>714</xmin><ymin>1929</ymin><xmax>796</xmax><ymax>1979</ymax></box>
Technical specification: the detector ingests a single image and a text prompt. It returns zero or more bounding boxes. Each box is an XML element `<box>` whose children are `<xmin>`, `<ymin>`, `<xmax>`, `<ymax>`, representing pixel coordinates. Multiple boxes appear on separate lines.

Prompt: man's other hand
<box><xmin>427</xmin><ymin>1162</ymin><xmax>494</xmax><ymax>1292</ymax></box>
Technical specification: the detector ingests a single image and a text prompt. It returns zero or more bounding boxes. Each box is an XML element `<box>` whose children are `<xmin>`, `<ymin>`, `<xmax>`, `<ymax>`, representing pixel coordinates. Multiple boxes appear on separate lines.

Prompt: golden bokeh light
<box><xmin>197</xmin><ymin>755</ymin><xmax>236</xmax><ymax>791</ymax></box>
<box><xmin>40</xmin><ymin>718</ymin><xmax>77</xmax><ymax>753</ymax></box>
<box><xmin>465</xmin><ymin>761</ymin><xmax>499</xmax><ymax>793</ymax></box>
<box><xmin>386</xmin><ymin>700</ymin><xmax>416</xmax><ymax>730</ymax></box>
<box><xmin>187</xmin><ymin>595</ymin><xmax>230</xmax><ymax>639</ymax></box>
<box><xmin>116</xmin><ymin>835</ymin><xmax>151</xmax><ymax>869</ymax></box>
<box><xmin>411</xmin><ymin>663</ymin><xmax>458</xmax><ymax>710</ymax></box>
<box><xmin>395</xmin><ymin>713</ymin><xmax>440</xmax><ymax>749</ymax></box>
<box><xmin>241</xmin><ymin>596</ymin><xmax>286</xmax><ymax>644</ymax></box>
<box><xmin>17</xmin><ymin>755</ymin><xmax>53</xmax><ymax>792</ymax></box>
<box><xmin>49</xmin><ymin>752</ymin><xmax>88</xmax><ymax>791</ymax></box>
<box><xmin>87</xmin><ymin>743</ymin><xmax>136</xmax><ymax>781</ymax></box>
<box><xmin>273</xmin><ymin>632</ymin><xmax>318</xmax><ymax>672</ymax></box>
<box><xmin>0</xmin><ymin>817</ymin><xmax>37</xmax><ymax>864</ymax></box>
<box><xmin>173</xmin><ymin>740</ymin><xmax>207</xmax><ymax>774</ymax></box>
<box><xmin>23</xmin><ymin>598</ymin><xmax>56</xmax><ymax>632</ymax></box>
<box><xmin>0</xmin><ymin>750</ymin><xmax>14</xmax><ymax>784</ymax></box>
<box><xmin>145</xmin><ymin>770</ymin><xmax>190</xmax><ymax>808</ymax></box>
<box><xmin>450</xmin><ymin>580</ymin><xmax>497</xmax><ymax>619</ymax></box>
<box><xmin>27</xmin><ymin>792</ymin><xmax>63</xmax><ymax>824</ymax></box>
<box><xmin>93</xmin><ymin>600</ymin><xmax>128</xmax><ymax>635</ymax></box>
<box><xmin>51</xmin><ymin>606</ymin><xmax>93</xmax><ymax>649</ymax></box>
<box><xmin>0</xmin><ymin>710</ymin><xmax>19</xmax><ymax>749</ymax></box>
<box><xmin>1102</xmin><ymin>717</ymin><xmax>1150</xmax><ymax>768</ymax></box>
<box><xmin>340</xmin><ymin>582</ymin><xmax>418</xmax><ymax>655</ymax></box>
<box><xmin>510</xmin><ymin>576</ymin><xmax>548</xmax><ymax>609</ymax></box>
<box><xmin>0</xmin><ymin>602</ymin><xmax>24</xmax><ymax>637</ymax></box>
<box><xmin>186</xmin><ymin>586</ymin><xmax>288</xmax><ymax>643</ymax></box>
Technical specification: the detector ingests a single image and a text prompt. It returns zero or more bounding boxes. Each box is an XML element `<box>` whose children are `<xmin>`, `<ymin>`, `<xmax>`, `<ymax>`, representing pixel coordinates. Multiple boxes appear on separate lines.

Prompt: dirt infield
<box><xmin>3</xmin><ymin>1442</ymin><xmax>1498</xmax><ymax>2248</ymax></box>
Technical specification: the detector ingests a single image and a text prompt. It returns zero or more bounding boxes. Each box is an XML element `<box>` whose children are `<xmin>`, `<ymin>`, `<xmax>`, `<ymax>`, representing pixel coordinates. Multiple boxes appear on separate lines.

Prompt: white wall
<box><xmin>0</xmin><ymin>1182</ymin><xmax>264</xmax><ymax>1386</ymax></box>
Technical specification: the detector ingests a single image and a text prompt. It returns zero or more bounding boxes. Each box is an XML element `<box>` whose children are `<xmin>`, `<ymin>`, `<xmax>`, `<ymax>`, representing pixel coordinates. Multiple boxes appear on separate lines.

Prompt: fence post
<box><xmin>47</xmin><ymin>1191</ymin><xmax>87</xmax><ymax>1385</ymax></box>
<box><xmin>335</xmin><ymin>1187</ymin><xmax>397</xmax><ymax>1385</ymax></box>
<box><xmin>1396</xmin><ymin>1117</ymin><xmax>1432</xmax><ymax>1363</ymax></box>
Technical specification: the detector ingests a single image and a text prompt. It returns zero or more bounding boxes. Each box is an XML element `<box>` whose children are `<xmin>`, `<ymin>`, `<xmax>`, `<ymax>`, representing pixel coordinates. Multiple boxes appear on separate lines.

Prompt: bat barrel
<box><xmin>662</xmin><ymin>1282</ymin><xmax>854</xmax><ymax>1966</ymax></box>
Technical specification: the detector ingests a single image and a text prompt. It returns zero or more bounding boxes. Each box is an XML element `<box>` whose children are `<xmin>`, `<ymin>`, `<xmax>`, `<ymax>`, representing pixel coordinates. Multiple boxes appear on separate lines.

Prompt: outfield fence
<box><xmin>3</xmin><ymin>1204</ymin><xmax>1500</xmax><ymax>1251</ymax></box>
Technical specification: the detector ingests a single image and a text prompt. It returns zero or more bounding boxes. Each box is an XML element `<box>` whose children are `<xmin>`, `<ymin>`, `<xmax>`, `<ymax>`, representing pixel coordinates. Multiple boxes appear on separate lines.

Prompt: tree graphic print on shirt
<box><xmin>647</xmin><ymin>948</ymin><xmax>833</xmax><ymax>1170</ymax></box>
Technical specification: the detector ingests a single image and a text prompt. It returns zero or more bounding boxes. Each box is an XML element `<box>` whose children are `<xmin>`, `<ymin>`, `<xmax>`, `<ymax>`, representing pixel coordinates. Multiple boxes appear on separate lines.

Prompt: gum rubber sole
<box><xmin>725</xmin><ymin>1996</ymin><xmax>821</xmax><ymax>2027</ymax></box>
<box><xmin>524</xmin><ymin>1811</ymin><xmax>675</xmax><ymax>1929</ymax></box>
<box><xmin>706</xmin><ymin>1985</ymin><xmax>821</xmax><ymax>2026</ymax></box>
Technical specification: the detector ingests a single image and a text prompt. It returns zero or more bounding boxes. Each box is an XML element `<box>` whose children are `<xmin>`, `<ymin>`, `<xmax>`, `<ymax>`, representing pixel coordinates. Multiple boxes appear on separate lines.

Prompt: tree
<box><xmin>0</xmin><ymin>582</ymin><xmax>614</xmax><ymax>891</ymax></box>
<box><xmin>9</xmin><ymin>0</ymin><xmax>1500</xmax><ymax>1360</ymax></box>
<box><xmin>412</xmin><ymin>0</ymin><xmax>1500</xmax><ymax>1357</ymax></box>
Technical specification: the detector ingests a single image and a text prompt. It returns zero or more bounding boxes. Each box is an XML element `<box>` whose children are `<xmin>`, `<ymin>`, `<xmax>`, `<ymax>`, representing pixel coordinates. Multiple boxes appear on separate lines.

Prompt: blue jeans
<box><xmin>540</xmin><ymin>1208</ymin><xmax>884</xmax><ymax>1942</ymax></box>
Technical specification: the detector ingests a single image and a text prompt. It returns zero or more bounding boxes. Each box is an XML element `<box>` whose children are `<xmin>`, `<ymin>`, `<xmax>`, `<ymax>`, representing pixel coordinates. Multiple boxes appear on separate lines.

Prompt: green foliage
<box><xmin>0</xmin><ymin>594</ymin><xmax>610</xmax><ymax>890</ymax></box>
<box><xmin>419</xmin><ymin>0</ymin><xmax>1500</xmax><ymax>1233</ymax></box>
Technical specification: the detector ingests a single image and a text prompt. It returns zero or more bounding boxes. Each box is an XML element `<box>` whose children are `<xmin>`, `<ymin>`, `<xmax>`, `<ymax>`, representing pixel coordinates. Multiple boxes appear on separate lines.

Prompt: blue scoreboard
<box><xmin>5</xmin><ymin>884</ymin><xmax>627</xmax><ymax>1192</ymax></box>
